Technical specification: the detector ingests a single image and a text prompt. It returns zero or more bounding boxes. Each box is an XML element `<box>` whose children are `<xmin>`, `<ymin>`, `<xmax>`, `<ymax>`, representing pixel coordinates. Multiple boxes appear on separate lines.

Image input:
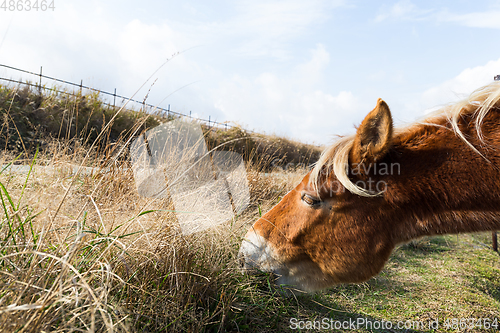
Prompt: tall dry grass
<box><xmin>0</xmin><ymin>123</ymin><xmax>306</xmax><ymax>332</ymax></box>
<box><xmin>0</xmin><ymin>81</ymin><xmax>314</xmax><ymax>332</ymax></box>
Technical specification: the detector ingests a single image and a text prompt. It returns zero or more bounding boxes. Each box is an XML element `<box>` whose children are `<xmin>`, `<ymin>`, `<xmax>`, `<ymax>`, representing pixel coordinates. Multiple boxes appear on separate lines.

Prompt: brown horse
<box><xmin>238</xmin><ymin>82</ymin><xmax>500</xmax><ymax>292</ymax></box>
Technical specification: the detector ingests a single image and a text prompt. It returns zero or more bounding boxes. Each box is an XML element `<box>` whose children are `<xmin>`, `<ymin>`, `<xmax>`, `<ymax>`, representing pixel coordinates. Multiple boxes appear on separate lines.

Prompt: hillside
<box><xmin>0</xmin><ymin>83</ymin><xmax>321</xmax><ymax>169</ymax></box>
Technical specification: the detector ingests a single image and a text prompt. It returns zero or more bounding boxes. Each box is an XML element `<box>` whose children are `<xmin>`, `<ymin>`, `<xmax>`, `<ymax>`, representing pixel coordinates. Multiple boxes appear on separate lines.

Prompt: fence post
<box><xmin>493</xmin><ymin>232</ymin><xmax>498</xmax><ymax>253</ymax></box>
<box><xmin>39</xmin><ymin>66</ymin><xmax>42</xmax><ymax>94</ymax></box>
<box><xmin>76</xmin><ymin>80</ymin><xmax>82</xmax><ymax>140</ymax></box>
<box><xmin>1</xmin><ymin>64</ymin><xmax>240</xmax><ymax>135</ymax></box>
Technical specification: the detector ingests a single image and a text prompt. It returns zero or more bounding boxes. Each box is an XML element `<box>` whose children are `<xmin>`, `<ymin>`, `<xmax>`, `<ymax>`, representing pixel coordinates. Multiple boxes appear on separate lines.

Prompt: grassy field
<box><xmin>1</xmin><ymin>145</ymin><xmax>500</xmax><ymax>332</ymax></box>
<box><xmin>1</xmin><ymin>84</ymin><xmax>500</xmax><ymax>332</ymax></box>
<box><xmin>0</xmin><ymin>84</ymin><xmax>320</xmax><ymax>169</ymax></box>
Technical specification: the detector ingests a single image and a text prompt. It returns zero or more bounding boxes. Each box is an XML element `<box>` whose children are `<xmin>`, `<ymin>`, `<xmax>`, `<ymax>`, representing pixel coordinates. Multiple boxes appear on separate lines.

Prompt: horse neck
<box><xmin>385</xmin><ymin>116</ymin><xmax>500</xmax><ymax>242</ymax></box>
<box><xmin>394</xmin><ymin>211</ymin><xmax>500</xmax><ymax>244</ymax></box>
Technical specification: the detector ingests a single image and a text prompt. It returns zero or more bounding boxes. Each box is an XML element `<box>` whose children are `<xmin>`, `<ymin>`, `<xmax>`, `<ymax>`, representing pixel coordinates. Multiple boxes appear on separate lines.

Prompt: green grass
<box><xmin>305</xmin><ymin>234</ymin><xmax>500</xmax><ymax>332</ymax></box>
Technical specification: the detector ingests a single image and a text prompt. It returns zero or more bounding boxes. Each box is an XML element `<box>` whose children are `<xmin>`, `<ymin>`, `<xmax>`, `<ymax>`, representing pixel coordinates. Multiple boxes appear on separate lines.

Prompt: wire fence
<box><xmin>0</xmin><ymin>63</ymin><xmax>238</xmax><ymax>131</ymax></box>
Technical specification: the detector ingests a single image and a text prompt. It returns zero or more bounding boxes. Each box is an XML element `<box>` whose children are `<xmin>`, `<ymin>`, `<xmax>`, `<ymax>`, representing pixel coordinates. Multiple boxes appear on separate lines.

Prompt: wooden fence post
<box><xmin>39</xmin><ymin>66</ymin><xmax>42</xmax><ymax>94</ymax></box>
<box><xmin>493</xmin><ymin>231</ymin><xmax>498</xmax><ymax>253</ymax></box>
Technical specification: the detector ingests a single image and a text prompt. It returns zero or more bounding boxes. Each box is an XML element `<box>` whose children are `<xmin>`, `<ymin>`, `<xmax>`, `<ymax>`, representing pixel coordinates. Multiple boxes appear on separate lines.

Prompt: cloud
<box><xmin>375</xmin><ymin>0</ymin><xmax>430</xmax><ymax>22</ymax></box>
<box><xmin>224</xmin><ymin>0</ymin><xmax>344</xmax><ymax>59</ymax></box>
<box><xmin>296</xmin><ymin>44</ymin><xmax>330</xmax><ymax>85</ymax></box>
<box><xmin>0</xmin><ymin>3</ymin><xmax>205</xmax><ymax>110</ymax></box>
<box><xmin>375</xmin><ymin>1</ymin><xmax>500</xmax><ymax>29</ymax></box>
<box><xmin>421</xmin><ymin>58</ymin><xmax>500</xmax><ymax>111</ymax></box>
<box><xmin>0</xmin><ymin>0</ymin><xmax>353</xmax><ymax>144</ymax></box>
<box><xmin>437</xmin><ymin>10</ymin><xmax>500</xmax><ymax>29</ymax></box>
<box><xmin>212</xmin><ymin>44</ymin><xmax>364</xmax><ymax>144</ymax></box>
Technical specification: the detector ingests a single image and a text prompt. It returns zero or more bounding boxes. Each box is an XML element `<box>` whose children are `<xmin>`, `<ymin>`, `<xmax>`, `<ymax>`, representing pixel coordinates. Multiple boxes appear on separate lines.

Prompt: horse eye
<box><xmin>301</xmin><ymin>193</ymin><xmax>321</xmax><ymax>206</ymax></box>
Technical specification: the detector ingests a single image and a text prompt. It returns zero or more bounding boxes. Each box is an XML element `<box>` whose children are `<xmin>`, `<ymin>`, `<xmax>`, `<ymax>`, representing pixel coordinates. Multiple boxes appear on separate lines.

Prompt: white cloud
<box><xmin>225</xmin><ymin>0</ymin><xmax>344</xmax><ymax>59</ymax></box>
<box><xmin>438</xmin><ymin>10</ymin><xmax>500</xmax><ymax>29</ymax></box>
<box><xmin>290</xmin><ymin>90</ymin><xmax>361</xmax><ymax>143</ymax></box>
<box><xmin>118</xmin><ymin>20</ymin><xmax>178</xmax><ymax>72</ymax></box>
<box><xmin>421</xmin><ymin>58</ymin><xmax>500</xmax><ymax>111</ymax></box>
<box><xmin>0</xmin><ymin>0</ymin><xmax>352</xmax><ymax>145</ymax></box>
<box><xmin>375</xmin><ymin>0</ymin><xmax>429</xmax><ymax>22</ymax></box>
<box><xmin>0</xmin><ymin>4</ymin><xmax>206</xmax><ymax>111</ymax></box>
<box><xmin>212</xmin><ymin>44</ymin><xmax>364</xmax><ymax>144</ymax></box>
<box><xmin>296</xmin><ymin>44</ymin><xmax>330</xmax><ymax>86</ymax></box>
<box><xmin>375</xmin><ymin>1</ymin><xmax>500</xmax><ymax>29</ymax></box>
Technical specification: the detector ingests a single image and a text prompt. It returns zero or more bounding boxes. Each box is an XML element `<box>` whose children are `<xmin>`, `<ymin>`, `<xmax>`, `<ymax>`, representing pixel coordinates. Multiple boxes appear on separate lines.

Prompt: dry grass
<box><xmin>0</xmin><ymin>130</ymin><xmax>307</xmax><ymax>332</ymax></box>
<box><xmin>2</xmin><ymin>83</ymin><xmax>500</xmax><ymax>333</ymax></box>
<box><xmin>0</xmin><ymin>82</ymin><xmax>311</xmax><ymax>332</ymax></box>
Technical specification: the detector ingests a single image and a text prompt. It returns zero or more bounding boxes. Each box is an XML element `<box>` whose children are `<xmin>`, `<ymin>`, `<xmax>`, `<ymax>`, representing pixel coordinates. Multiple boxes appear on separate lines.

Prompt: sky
<box><xmin>1</xmin><ymin>0</ymin><xmax>500</xmax><ymax>145</ymax></box>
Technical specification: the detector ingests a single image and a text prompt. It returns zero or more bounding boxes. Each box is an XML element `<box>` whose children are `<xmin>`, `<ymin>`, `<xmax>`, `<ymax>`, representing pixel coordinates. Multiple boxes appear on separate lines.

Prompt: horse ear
<box><xmin>351</xmin><ymin>98</ymin><xmax>393</xmax><ymax>165</ymax></box>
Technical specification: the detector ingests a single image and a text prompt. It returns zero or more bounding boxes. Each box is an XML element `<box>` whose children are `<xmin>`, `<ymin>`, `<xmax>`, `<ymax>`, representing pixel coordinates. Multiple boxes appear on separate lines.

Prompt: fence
<box><xmin>0</xmin><ymin>63</ymin><xmax>237</xmax><ymax>131</ymax></box>
<box><xmin>1</xmin><ymin>64</ymin><xmax>499</xmax><ymax>251</ymax></box>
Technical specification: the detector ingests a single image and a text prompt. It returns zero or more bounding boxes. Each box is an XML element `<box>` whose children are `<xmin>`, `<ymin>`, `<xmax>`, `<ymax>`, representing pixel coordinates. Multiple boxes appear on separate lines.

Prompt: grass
<box><xmin>1</xmin><ymin>145</ymin><xmax>500</xmax><ymax>333</ymax></box>
<box><xmin>0</xmin><ymin>83</ymin><xmax>321</xmax><ymax>169</ymax></box>
<box><xmin>0</xmin><ymin>141</ymin><xmax>306</xmax><ymax>332</ymax></box>
<box><xmin>318</xmin><ymin>234</ymin><xmax>500</xmax><ymax>332</ymax></box>
<box><xmin>0</xmin><ymin>82</ymin><xmax>499</xmax><ymax>332</ymax></box>
<box><xmin>274</xmin><ymin>234</ymin><xmax>500</xmax><ymax>333</ymax></box>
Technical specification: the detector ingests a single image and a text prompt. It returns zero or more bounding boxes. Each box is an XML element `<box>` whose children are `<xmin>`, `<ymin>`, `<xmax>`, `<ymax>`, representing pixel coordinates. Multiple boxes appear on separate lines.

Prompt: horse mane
<box><xmin>310</xmin><ymin>81</ymin><xmax>500</xmax><ymax>197</ymax></box>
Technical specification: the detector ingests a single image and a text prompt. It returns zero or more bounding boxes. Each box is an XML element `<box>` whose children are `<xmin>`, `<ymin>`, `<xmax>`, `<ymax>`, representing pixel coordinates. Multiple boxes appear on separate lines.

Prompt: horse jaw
<box><xmin>238</xmin><ymin>229</ymin><xmax>335</xmax><ymax>292</ymax></box>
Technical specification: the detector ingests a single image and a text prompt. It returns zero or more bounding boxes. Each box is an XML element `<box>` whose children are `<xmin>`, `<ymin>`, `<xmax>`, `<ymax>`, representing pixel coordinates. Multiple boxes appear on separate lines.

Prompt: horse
<box><xmin>238</xmin><ymin>81</ymin><xmax>500</xmax><ymax>292</ymax></box>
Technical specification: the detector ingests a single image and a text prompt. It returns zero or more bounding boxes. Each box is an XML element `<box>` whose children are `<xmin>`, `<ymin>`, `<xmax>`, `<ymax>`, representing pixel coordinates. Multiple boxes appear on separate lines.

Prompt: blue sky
<box><xmin>1</xmin><ymin>0</ymin><xmax>500</xmax><ymax>144</ymax></box>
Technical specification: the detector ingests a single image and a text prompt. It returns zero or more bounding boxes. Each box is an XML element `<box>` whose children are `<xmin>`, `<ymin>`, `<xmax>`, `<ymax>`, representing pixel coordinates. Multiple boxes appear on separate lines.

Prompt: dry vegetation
<box><xmin>0</xmin><ymin>133</ymin><xmax>310</xmax><ymax>332</ymax></box>
<box><xmin>0</xmin><ymin>84</ymin><xmax>321</xmax><ymax>169</ymax></box>
<box><xmin>1</xmin><ymin>83</ymin><xmax>500</xmax><ymax>333</ymax></box>
<box><xmin>0</xmin><ymin>83</ymin><xmax>311</xmax><ymax>332</ymax></box>
<box><xmin>0</xmin><ymin>130</ymin><xmax>310</xmax><ymax>332</ymax></box>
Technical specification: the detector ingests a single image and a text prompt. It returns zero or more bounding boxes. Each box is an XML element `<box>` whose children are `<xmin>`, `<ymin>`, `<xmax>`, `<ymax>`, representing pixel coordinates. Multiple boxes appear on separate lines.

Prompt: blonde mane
<box><xmin>310</xmin><ymin>81</ymin><xmax>500</xmax><ymax>197</ymax></box>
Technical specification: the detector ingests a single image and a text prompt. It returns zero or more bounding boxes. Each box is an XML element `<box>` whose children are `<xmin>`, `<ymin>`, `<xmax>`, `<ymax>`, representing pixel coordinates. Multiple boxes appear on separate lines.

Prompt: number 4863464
<box><xmin>1</xmin><ymin>0</ymin><xmax>55</xmax><ymax>11</ymax></box>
